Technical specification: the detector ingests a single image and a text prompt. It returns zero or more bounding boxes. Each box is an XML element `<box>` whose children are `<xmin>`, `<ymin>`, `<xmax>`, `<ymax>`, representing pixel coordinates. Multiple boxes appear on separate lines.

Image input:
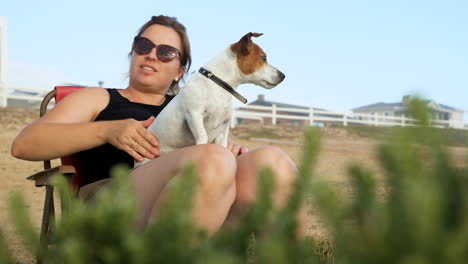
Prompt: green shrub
<box><xmin>314</xmin><ymin>98</ymin><xmax>468</xmax><ymax>264</ymax></box>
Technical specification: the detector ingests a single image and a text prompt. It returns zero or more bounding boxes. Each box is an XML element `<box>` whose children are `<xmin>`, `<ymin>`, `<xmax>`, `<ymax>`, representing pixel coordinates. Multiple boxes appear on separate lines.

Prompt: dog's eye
<box><xmin>261</xmin><ymin>56</ymin><xmax>267</xmax><ymax>62</ymax></box>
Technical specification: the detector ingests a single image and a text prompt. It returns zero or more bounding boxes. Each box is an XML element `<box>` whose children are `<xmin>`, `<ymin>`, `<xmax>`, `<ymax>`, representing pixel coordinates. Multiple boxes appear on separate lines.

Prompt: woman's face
<box><xmin>129</xmin><ymin>24</ymin><xmax>185</xmax><ymax>93</ymax></box>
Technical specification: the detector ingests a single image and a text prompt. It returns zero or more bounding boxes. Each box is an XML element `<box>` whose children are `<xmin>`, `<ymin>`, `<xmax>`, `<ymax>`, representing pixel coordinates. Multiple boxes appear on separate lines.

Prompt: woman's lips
<box><xmin>141</xmin><ymin>65</ymin><xmax>157</xmax><ymax>73</ymax></box>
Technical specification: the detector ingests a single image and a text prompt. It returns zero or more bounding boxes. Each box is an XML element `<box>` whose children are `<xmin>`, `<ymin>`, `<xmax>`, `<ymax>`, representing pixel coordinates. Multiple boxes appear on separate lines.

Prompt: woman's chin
<box><xmin>134</xmin><ymin>76</ymin><xmax>156</xmax><ymax>87</ymax></box>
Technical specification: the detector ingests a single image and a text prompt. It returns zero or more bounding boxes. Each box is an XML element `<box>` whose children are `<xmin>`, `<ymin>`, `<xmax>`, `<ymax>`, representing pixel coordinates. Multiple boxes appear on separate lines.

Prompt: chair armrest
<box><xmin>26</xmin><ymin>165</ymin><xmax>76</xmax><ymax>187</ymax></box>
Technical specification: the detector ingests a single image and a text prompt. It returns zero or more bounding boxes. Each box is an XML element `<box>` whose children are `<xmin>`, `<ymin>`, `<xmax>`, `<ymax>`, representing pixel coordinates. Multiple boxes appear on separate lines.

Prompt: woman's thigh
<box><xmin>129</xmin><ymin>144</ymin><xmax>236</xmax><ymax>212</ymax></box>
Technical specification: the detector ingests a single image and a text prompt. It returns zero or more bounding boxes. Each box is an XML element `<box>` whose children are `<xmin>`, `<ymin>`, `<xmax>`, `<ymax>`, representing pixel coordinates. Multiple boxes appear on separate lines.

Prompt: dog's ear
<box><xmin>244</xmin><ymin>32</ymin><xmax>263</xmax><ymax>40</ymax></box>
<box><xmin>231</xmin><ymin>32</ymin><xmax>263</xmax><ymax>56</ymax></box>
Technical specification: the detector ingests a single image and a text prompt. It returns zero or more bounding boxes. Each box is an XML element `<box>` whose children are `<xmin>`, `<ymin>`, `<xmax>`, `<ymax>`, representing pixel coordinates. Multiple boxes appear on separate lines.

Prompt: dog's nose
<box><xmin>278</xmin><ymin>71</ymin><xmax>285</xmax><ymax>82</ymax></box>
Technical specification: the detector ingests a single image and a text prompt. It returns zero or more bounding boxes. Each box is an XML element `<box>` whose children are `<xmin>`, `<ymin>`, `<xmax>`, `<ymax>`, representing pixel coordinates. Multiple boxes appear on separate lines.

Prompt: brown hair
<box><xmin>130</xmin><ymin>15</ymin><xmax>192</xmax><ymax>95</ymax></box>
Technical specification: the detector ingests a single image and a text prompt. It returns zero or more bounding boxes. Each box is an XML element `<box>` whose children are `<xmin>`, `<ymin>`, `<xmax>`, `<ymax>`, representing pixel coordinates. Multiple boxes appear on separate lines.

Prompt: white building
<box><xmin>352</xmin><ymin>96</ymin><xmax>465</xmax><ymax>129</ymax></box>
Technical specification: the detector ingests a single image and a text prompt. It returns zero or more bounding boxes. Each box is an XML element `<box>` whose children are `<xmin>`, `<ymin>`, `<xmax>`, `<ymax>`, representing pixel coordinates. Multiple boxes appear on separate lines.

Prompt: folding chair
<box><xmin>26</xmin><ymin>86</ymin><xmax>86</xmax><ymax>258</ymax></box>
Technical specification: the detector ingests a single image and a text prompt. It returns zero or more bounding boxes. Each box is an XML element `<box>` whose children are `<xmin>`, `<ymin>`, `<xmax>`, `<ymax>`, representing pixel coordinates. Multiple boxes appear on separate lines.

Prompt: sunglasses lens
<box><xmin>157</xmin><ymin>45</ymin><xmax>179</xmax><ymax>62</ymax></box>
<box><xmin>133</xmin><ymin>37</ymin><xmax>180</xmax><ymax>62</ymax></box>
<box><xmin>133</xmin><ymin>37</ymin><xmax>154</xmax><ymax>55</ymax></box>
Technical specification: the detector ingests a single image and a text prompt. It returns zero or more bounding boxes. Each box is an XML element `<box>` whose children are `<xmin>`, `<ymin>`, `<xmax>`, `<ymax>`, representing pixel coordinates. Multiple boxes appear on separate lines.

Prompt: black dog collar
<box><xmin>199</xmin><ymin>67</ymin><xmax>248</xmax><ymax>104</ymax></box>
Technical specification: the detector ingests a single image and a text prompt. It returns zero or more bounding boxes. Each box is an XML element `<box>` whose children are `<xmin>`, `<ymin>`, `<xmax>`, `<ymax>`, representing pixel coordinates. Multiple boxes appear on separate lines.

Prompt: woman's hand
<box><xmin>106</xmin><ymin>116</ymin><xmax>160</xmax><ymax>162</ymax></box>
<box><xmin>227</xmin><ymin>138</ymin><xmax>249</xmax><ymax>157</ymax></box>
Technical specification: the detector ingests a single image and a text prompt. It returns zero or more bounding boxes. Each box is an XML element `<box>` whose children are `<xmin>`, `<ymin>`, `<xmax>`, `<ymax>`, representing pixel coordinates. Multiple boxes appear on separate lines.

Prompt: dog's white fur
<box><xmin>135</xmin><ymin>33</ymin><xmax>285</xmax><ymax>167</ymax></box>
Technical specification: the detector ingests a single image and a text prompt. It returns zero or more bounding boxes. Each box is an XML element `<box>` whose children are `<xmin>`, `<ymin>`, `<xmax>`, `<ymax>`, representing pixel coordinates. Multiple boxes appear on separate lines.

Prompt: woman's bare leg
<box><xmin>227</xmin><ymin>146</ymin><xmax>309</xmax><ymax>238</ymax></box>
<box><xmin>130</xmin><ymin>144</ymin><xmax>237</xmax><ymax>235</ymax></box>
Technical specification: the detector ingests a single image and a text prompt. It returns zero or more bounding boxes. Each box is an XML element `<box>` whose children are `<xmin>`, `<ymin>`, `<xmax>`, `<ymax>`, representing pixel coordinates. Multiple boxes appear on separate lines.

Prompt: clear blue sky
<box><xmin>3</xmin><ymin>0</ymin><xmax>468</xmax><ymax>121</ymax></box>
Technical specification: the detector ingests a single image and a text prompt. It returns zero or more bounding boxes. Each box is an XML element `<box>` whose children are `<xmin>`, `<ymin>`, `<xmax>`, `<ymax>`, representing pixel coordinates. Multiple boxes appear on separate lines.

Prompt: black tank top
<box><xmin>76</xmin><ymin>88</ymin><xmax>174</xmax><ymax>186</ymax></box>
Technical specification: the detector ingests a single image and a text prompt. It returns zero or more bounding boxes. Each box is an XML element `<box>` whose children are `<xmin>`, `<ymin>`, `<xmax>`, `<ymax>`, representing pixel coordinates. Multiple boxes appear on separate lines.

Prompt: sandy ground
<box><xmin>1</xmin><ymin>107</ymin><xmax>467</xmax><ymax>263</ymax></box>
<box><xmin>1</xmin><ymin>107</ymin><xmax>46</xmax><ymax>263</ymax></box>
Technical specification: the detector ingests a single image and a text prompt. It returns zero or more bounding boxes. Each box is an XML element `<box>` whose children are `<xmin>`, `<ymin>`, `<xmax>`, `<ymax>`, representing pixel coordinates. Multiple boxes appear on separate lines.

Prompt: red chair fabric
<box><xmin>55</xmin><ymin>86</ymin><xmax>84</xmax><ymax>102</ymax></box>
<box><xmin>54</xmin><ymin>86</ymin><xmax>87</xmax><ymax>190</ymax></box>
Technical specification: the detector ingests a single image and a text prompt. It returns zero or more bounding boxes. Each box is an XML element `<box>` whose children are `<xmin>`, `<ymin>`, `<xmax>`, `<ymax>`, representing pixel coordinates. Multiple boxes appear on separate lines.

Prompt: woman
<box><xmin>11</xmin><ymin>15</ymin><xmax>306</xmax><ymax>237</ymax></box>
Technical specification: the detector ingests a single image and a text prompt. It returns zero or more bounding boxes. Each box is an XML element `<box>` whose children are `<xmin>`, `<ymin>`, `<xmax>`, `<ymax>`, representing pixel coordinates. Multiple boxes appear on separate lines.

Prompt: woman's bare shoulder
<box><xmin>40</xmin><ymin>87</ymin><xmax>111</xmax><ymax>123</ymax></box>
<box><xmin>61</xmin><ymin>87</ymin><xmax>110</xmax><ymax>105</ymax></box>
<box><xmin>72</xmin><ymin>86</ymin><xmax>109</xmax><ymax>96</ymax></box>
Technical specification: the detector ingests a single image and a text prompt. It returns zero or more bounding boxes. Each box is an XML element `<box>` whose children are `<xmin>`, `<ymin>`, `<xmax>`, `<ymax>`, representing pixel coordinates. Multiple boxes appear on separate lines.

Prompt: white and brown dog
<box><xmin>136</xmin><ymin>32</ymin><xmax>285</xmax><ymax>166</ymax></box>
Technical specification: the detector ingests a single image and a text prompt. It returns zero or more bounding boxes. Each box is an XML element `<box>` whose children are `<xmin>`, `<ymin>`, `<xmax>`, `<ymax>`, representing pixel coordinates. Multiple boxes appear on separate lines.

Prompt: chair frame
<box><xmin>25</xmin><ymin>86</ymin><xmax>84</xmax><ymax>262</ymax></box>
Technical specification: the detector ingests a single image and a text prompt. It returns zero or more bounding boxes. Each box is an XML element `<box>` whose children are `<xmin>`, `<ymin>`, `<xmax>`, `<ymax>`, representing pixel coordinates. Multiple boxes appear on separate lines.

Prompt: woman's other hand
<box><xmin>227</xmin><ymin>138</ymin><xmax>249</xmax><ymax>157</ymax></box>
<box><xmin>106</xmin><ymin>116</ymin><xmax>160</xmax><ymax>162</ymax></box>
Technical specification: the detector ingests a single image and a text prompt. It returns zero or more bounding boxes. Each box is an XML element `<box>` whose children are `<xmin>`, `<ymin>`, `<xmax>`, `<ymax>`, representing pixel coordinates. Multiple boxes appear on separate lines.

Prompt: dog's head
<box><xmin>230</xmin><ymin>32</ymin><xmax>285</xmax><ymax>89</ymax></box>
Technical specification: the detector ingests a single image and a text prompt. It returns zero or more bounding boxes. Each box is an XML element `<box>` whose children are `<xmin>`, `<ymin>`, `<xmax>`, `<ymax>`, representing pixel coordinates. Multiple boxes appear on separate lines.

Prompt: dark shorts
<box><xmin>78</xmin><ymin>178</ymin><xmax>113</xmax><ymax>203</ymax></box>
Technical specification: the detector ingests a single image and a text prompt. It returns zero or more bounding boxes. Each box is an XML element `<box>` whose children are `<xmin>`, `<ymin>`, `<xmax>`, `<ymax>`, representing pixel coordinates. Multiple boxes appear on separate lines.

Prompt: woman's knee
<box><xmin>246</xmin><ymin>146</ymin><xmax>298</xmax><ymax>189</ymax></box>
<box><xmin>251</xmin><ymin>146</ymin><xmax>295</xmax><ymax>168</ymax></box>
<box><xmin>192</xmin><ymin>144</ymin><xmax>237</xmax><ymax>192</ymax></box>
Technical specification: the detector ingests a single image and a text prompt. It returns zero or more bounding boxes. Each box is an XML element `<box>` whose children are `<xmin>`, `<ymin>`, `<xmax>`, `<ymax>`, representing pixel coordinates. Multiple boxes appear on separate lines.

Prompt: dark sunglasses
<box><xmin>133</xmin><ymin>36</ymin><xmax>182</xmax><ymax>63</ymax></box>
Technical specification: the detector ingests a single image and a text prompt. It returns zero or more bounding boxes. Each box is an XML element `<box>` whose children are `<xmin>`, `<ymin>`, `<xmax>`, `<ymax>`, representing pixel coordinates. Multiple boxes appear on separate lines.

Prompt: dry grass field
<box><xmin>1</xmin><ymin>107</ymin><xmax>467</xmax><ymax>263</ymax></box>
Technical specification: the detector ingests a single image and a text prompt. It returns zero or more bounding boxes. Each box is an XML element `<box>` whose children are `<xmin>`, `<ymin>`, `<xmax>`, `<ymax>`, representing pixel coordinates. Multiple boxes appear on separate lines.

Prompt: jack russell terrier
<box><xmin>136</xmin><ymin>32</ymin><xmax>285</xmax><ymax>167</ymax></box>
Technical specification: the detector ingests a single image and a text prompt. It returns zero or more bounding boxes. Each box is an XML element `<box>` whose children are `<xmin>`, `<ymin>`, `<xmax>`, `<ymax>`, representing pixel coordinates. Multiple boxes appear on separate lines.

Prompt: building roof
<box><xmin>439</xmin><ymin>104</ymin><xmax>458</xmax><ymax>111</ymax></box>
<box><xmin>246</xmin><ymin>94</ymin><xmax>326</xmax><ymax>112</ymax></box>
<box><xmin>352</xmin><ymin>102</ymin><xmax>402</xmax><ymax>111</ymax></box>
<box><xmin>11</xmin><ymin>89</ymin><xmax>45</xmax><ymax>97</ymax></box>
<box><xmin>353</xmin><ymin>98</ymin><xmax>462</xmax><ymax>112</ymax></box>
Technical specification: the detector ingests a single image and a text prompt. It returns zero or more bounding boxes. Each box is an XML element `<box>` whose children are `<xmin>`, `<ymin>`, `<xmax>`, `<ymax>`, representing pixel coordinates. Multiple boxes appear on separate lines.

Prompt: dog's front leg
<box><xmin>213</xmin><ymin>124</ymin><xmax>230</xmax><ymax>147</ymax></box>
<box><xmin>186</xmin><ymin>111</ymin><xmax>208</xmax><ymax>145</ymax></box>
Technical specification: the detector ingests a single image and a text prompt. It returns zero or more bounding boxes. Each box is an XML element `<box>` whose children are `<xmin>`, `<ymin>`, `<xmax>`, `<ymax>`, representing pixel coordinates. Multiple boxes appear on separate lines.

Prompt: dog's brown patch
<box><xmin>230</xmin><ymin>32</ymin><xmax>266</xmax><ymax>75</ymax></box>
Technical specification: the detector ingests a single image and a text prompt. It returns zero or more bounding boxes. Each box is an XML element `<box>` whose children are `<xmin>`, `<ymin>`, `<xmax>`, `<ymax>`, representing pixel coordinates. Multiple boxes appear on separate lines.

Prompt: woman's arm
<box><xmin>10</xmin><ymin>88</ymin><xmax>159</xmax><ymax>162</ymax></box>
<box><xmin>11</xmin><ymin>87</ymin><xmax>109</xmax><ymax>161</ymax></box>
<box><xmin>12</xmin><ymin>121</ymin><xmax>110</xmax><ymax>161</ymax></box>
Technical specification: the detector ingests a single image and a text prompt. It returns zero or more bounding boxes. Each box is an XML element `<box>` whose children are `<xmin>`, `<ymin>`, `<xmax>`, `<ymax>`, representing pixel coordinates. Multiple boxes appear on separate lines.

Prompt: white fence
<box><xmin>1</xmin><ymin>90</ymin><xmax>467</xmax><ymax>130</ymax></box>
<box><xmin>232</xmin><ymin>104</ymin><xmax>468</xmax><ymax>130</ymax></box>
